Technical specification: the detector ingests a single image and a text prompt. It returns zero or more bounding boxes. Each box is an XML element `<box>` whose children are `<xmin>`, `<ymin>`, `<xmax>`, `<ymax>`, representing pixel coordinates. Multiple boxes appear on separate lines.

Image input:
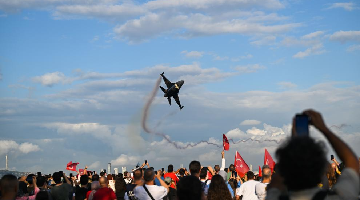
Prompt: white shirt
<box><xmin>134</xmin><ymin>184</ymin><xmax>168</xmax><ymax>200</ymax></box>
<box><xmin>108</xmin><ymin>180</ymin><xmax>116</xmax><ymax>192</ymax></box>
<box><xmin>266</xmin><ymin>168</ymin><xmax>359</xmax><ymax>200</ymax></box>
<box><xmin>255</xmin><ymin>182</ymin><xmax>269</xmax><ymax>200</ymax></box>
<box><xmin>236</xmin><ymin>179</ymin><xmax>259</xmax><ymax>200</ymax></box>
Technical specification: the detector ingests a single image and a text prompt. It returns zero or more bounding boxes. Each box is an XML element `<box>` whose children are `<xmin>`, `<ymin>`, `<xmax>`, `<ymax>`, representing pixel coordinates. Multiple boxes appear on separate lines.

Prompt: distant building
<box><xmin>0</xmin><ymin>170</ymin><xmax>31</xmax><ymax>179</ymax></box>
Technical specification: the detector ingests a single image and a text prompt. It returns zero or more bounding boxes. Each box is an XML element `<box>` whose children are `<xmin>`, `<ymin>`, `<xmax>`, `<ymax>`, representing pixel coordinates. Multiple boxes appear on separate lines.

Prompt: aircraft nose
<box><xmin>180</xmin><ymin>80</ymin><xmax>184</xmax><ymax>86</ymax></box>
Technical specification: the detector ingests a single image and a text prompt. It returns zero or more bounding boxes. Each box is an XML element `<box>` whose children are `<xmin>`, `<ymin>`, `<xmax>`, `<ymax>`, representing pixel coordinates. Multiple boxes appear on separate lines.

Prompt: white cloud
<box><xmin>18</xmin><ymin>143</ymin><xmax>40</xmax><ymax>154</ymax></box>
<box><xmin>240</xmin><ymin>120</ymin><xmax>261</xmax><ymax>126</ymax></box>
<box><xmin>246</xmin><ymin>127</ymin><xmax>266</xmax><ymax>135</ymax></box>
<box><xmin>0</xmin><ymin>140</ymin><xmax>40</xmax><ymax>155</ymax></box>
<box><xmin>42</xmin><ymin>122</ymin><xmax>112</xmax><ymax>137</ymax></box>
<box><xmin>347</xmin><ymin>44</ymin><xmax>360</xmax><ymax>52</ymax></box>
<box><xmin>111</xmin><ymin>154</ymin><xmax>140</xmax><ymax>166</ymax></box>
<box><xmin>329</xmin><ymin>31</ymin><xmax>360</xmax><ymax>43</ymax></box>
<box><xmin>251</xmin><ymin>36</ymin><xmax>276</xmax><ymax>46</ymax></box>
<box><xmin>326</xmin><ymin>3</ymin><xmax>357</xmax><ymax>11</ymax></box>
<box><xmin>32</xmin><ymin>72</ymin><xmax>70</xmax><ymax>87</ymax></box>
<box><xmin>293</xmin><ymin>43</ymin><xmax>325</xmax><ymax>58</ymax></box>
<box><xmin>226</xmin><ymin>128</ymin><xmax>246</xmax><ymax>138</ymax></box>
<box><xmin>235</xmin><ymin>64</ymin><xmax>266</xmax><ymax>73</ymax></box>
<box><xmin>302</xmin><ymin>31</ymin><xmax>324</xmax><ymax>40</ymax></box>
<box><xmin>278</xmin><ymin>81</ymin><xmax>297</xmax><ymax>89</ymax></box>
<box><xmin>181</xmin><ymin>50</ymin><xmax>204</xmax><ymax>58</ymax></box>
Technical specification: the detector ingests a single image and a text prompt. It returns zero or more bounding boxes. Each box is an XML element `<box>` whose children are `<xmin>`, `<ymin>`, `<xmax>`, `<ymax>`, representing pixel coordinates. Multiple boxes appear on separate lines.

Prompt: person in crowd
<box><xmin>17</xmin><ymin>176</ymin><xmax>40</xmax><ymax>200</ymax></box>
<box><xmin>92</xmin><ymin>177</ymin><xmax>116</xmax><ymax>200</ymax></box>
<box><xmin>227</xmin><ymin>164</ymin><xmax>235</xmax><ymax>181</ymax></box>
<box><xmin>164</xmin><ymin>164</ymin><xmax>179</xmax><ymax>189</ymax></box>
<box><xmin>255</xmin><ymin>165</ymin><xmax>271</xmax><ymax>200</ymax></box>
<box><xmin>124</xmin><ymin>169</ymin><xmax>142</xmax><ymax>200</ymax></box>
<box><xmin>214</xmin><ymin>165</ymin><xmax>220</xmax><ymax>175</ymax></box>
<box><xmin>133</xmin><ymin>168</ymin><xmax>168</xmax><ymax>200</ymax></box>
<box><xmin>0</xmin><ymin>174</ymin><xmax>20</xmax><ymax>200</ymax></box>
<box><xmin>207</xmin><ymin>174</ymin><xmax>232</xmax><ymax>200</ymax></box>
<box><xmin>36</xmin><ymin>176</ymin><xmax>52</xmax><ymax>200</ymax></box>
<box><xmin>200</xmin><ymin>168</ymin><xmax>210</xmax><ymax>195</ymax></box>
<box><xmin>115</xmin><ymin>174</ymin><xmax>126</xmax><ymax>200</ymax></box>
<box><xmin>75</xmin><ymin>175</ymin><xmax>89</xmax><ymax>200</ymax></box>
<box><xmin>107</xmin><ymin>175</ymin><xmax>116</xmax><ymax>193</ymax></box>
<box><xmin>235</xmin><ymin>171</ymin><xmax>258</xmax><ymax>200</ymax></box>
<box><xmin>35</xmin><ymin>191</ymin><xmax>50</xmax><ymax>200</ymax></box>
<box><xmin>123</xmin><ymin>172</ymin><xmax>132</xmax><ymax>185</ymax></box>
<box><xmin>325</xmin><ymin>163</ymin><xmax>337</xmax><ymax>189</ymax></box>
<box><xmin>86</xmin><ymin>181</ymin><xmax>100</xmax><ymax>200</ymax></box>
<box><xmin>266</xmin><ymin>109</ymin><xmax>359</xmax><ymax>199</ymax></box>
<box><xmin>177</xmin><ymin>168</ymin><xmax>186</xmax><ymax>182</ymax></box>
<box><xmin>164</xmin><ymin>177</ymin><xmax>177</xmax><ymax>200</ymax></box>
<box><xmin>18</xmin><ymin>176</ymin><xmax>28</xmax><ymax>196</ymax></box>
<box><xmin>27</xmin><ymin>174</ymin><xmax>36</xmax><ymax>195</ymax></box>
<box><xmin>218</xmin><ymin>170</ymin><xmax>235</xmax><ymax>198</ymax></box>
<box><xmin>177</xmin><ymin>160</ymin><xmax>206</xmax><ymax>200</ymax></box>
<box><xmin>50</xmin><ymin>172</ymin><xmax>72</xmax><ymax>200</ymax></box>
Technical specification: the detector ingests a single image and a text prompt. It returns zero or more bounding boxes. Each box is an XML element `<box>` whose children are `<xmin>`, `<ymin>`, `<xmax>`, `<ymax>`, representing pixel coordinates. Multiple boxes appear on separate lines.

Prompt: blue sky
<box><xmin>0</xmin><ymin>0</ymin><xmax>359</xmax><ymax>174</ymax></box>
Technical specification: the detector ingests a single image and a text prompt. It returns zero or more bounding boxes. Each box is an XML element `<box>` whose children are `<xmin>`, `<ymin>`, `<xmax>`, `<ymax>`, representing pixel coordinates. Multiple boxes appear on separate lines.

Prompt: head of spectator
<box><xmin>224</xmin><ymin>168</ymin><xmax>228</xmax><ymax>173</ymax></box>
<box><xmin>262</xmin><ymin>165</ymin><xmax>271</xmax><ymax>183</ymax></box>
<box><xmin>177</xmin><ymin>175</ymin><xmax>203</xmax><ymax>200</ymax></box>
<box><xmin>168</xmin><ymin>164</ymin><xmax>174</xmax><ymax>173</ymax></box>
<box><xmin>0</xmin><ymin>174</ymin><xmax>19</xmax><ymax>199</ymax></box>
<box><xmin>214</xmin><ymin>165</ymin><xmax>220</xmax><ymax>174</ymax></box>
<box><xmin>133</xmin><ymin>169</ymin><xmax>143</xmax><ymax>182</ymax></box>
<box><xmin>19</xmin><ymin>179</ymin><xmax>28</xmax><ymax>195</ymax></box>
<box><xmin>99</xmin><ymin>171</ymin><xmax>105</xmax><ymax>177</ymax></box>
<box><xmin>276</xmin><ymin>137</ymin><xmax>327</xmax><ymax>191</ymax></box>
<box><xmin>189</xmin><ymin>160</ymin><xmax>201</xmax><ymax>177</ymax></box>
<box><xmin>115</xmin><ymin>175</ymin><xmax>126</xmax><ymax>197</ymax></box>
<box><xmin>179</xmin><ymin>168</ymin><xmax>185</xmax><ymax>177</ymax></box>
<box><xmin>36</xmin><ymin>176</ymin><xmax>47</xmax><ymax>188</ymax></box>
<box><xmin>107</xmin><ymin>174</ymin><xmax>113</xmax><ymax>181</ymax></box>
<box><xmin>247</xmin><ymin>171</ymin><xmax>255</xmax><ymax>180</ymax></box>
<box><xmin>229</xmin><ymin>164</ymin><xmax>235</xmax><ymax>172</ymax></box>
<box><xmin>80</xmin><ymin>175</ymin><xmax>89</xmax><ymax>186</ymax></box>
<box><xmin>124</xmin><ymin>171</ymin><xmax>128</xmax><ymax>177</ymax></box>
<box><xmin>99</xmin><ymin>177</ymin><xmax>108</xmax><ymax>188</ymax></box>
<box><xmin>200</xmin><ymin>168</ymin><xmax>208</xmax><ymax>180</ymax></box>
<box><xmin>35</xmin><ymin>191</ymin><xmax>50</xmax><ymax>200</ymax></box>
<box><xmin>91</xmin><ymin>181</ymin><xmax>100</xmax><ymax>191</ymax></box>
<box><xmin>52</xmin><ymin>172</ymin><xmax>62</xmax><ymax>184</ymax></box>
<box><xmin>207</xmin><ymin>174</ymin><xmax>232</xmax><ymax>200</ymax></box>
<box><xmin>92</xmin><ymin>174</ymin><xmax>99</xmax><ymax>181</ymax></box>
<box><xmin>143</xmin><ymin>168</ymin><xmax>155</xmax><ymax>185</ymax></box>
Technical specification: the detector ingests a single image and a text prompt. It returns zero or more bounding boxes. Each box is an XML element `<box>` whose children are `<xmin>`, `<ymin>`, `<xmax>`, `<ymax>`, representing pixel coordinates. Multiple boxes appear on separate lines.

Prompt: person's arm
<box><xmin>63</xmin><ymin>173</ymin><xmax>71</xmax><ymax>185</ymax></box>
<box><xmin>156</xmin><ymin>170</ymin><xmax>169</xmax><ymax>192</ymax></box>
<box><xmin>304</xmin><ymin>109</ymin><xmax>359</xmax><ymax>174</ymax></box>
<box><xmin>333</xmin><ymin>158</ymin><xmax>340</xmax><ymax>166</ymax></box>
<box><xmin>220</xmin><ymin>150</ymin><xmax>225</xmax><ymax>171</ymax></box>
<box><xmin>207</xmin><ymin>166</ymin><xmax>215</xmax><ymax>176</ymax></box>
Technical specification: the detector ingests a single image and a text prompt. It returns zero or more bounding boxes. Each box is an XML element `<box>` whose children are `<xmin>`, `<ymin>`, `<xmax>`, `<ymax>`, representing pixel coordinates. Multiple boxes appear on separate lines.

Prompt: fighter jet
<box><xmin>159</xmin><ymin>72</ymin><xmax>184</xmax><ymax>110</ymax></box>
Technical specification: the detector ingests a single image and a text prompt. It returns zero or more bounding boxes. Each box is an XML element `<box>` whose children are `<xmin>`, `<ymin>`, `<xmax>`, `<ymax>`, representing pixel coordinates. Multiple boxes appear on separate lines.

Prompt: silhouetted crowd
<box><xmin>1</xmin><ymin>109</ymin><xmax>359</xmax><ymax>200</ymax></box>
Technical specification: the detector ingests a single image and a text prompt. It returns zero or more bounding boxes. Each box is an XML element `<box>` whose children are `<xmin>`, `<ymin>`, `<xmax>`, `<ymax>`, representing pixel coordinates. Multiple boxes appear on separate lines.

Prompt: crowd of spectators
<box><xmin>0</xmin><ymin>109</ymin><xmax>359</xmax><ymax>200</ymax></box>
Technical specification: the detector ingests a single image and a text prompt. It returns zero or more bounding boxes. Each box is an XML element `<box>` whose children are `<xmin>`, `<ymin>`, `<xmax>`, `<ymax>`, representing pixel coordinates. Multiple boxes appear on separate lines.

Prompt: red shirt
<box><xmin>164</xmin><ymin>172</ymin><xmax>179</xmax><ymax>188</ymax></box>
<box><xmin>93</xmin><ymin>187</ymin><xmax>116</xmax><ymax>200</ymax></box>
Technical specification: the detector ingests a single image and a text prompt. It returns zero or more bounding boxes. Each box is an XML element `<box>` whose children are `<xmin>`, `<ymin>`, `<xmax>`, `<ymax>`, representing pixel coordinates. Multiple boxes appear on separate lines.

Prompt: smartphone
<box><xmin>331</xmin><ymin>155</ymin><xmax>334</xmax><ymax>160</ymax></box>
<box><xmin>162</xmin><ymin>168</ymin><xmax>164</xmax><ymax>172</ymax></box>
<box><xmin>70</xmin><ymin>173</ymin><xmax>73</xmax><ymax>178</ymax></box>
<box><xmin>145</xmin><ymin>160</ymin><xmax>147</xmax><ymax>164</ymax></box>
<box><xmin>232</xmin><ymin>171</ymin><xmax>237</xmax><ymax>178</ymax></box>
<box><xmin>295</xmin><ymin>114</ymin><xmax>309</xmax><ymax>137</ymax></box>
<box><xmin>37</xmin><ymin>172</ymin><xmax>41</xmax><ymax>177</ymax></box>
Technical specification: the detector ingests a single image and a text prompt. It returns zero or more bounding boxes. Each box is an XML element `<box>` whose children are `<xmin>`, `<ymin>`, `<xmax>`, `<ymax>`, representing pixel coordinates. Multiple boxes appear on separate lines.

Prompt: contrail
<box><xmin>141</xmin><ymin>76</ymin><xmax>283</xmax><ymax>149</ymax></box>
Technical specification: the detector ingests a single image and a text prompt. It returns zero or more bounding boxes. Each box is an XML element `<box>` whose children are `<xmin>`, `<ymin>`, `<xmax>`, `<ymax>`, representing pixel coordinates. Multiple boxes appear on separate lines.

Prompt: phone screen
<box><xmin>331</xmin><ymin>155</ymin><xmax>334</xmax><ymax>160</ymax></box>
<box><xmin>295</xmin><ymin>114</ymin><xmax>309</xmax><ymax>136</ymax></box>
<box><xmin>145</xmin><ymin>160</ymin><xmax>147</xmax><ymax>164</ymax></box>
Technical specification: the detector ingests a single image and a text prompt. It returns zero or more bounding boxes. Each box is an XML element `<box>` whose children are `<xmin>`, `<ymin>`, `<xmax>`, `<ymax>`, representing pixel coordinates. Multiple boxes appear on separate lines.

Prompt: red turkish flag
<box><xmin>66</xmin><ymin>161</ymin><xmax>79</xmax><ymax>172</ymax></box>
<box><xmin>234</xmin><ymin>151</ymin><xmax>250</xmax><ymax>178</ymax></box>
<box><xmin>258</xmin><ymin>166</ymin><xmax>262</xmax><ymax>177</ymax></box>
<box><xmin>264</xmin><ymin>149</ymin><xmax>275</xmax><ymax>173</ymax></box>
<box><xmin>223</xmin><ymin>134</ymin><xmax>229</xmax><ymax>151</ymax></box>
